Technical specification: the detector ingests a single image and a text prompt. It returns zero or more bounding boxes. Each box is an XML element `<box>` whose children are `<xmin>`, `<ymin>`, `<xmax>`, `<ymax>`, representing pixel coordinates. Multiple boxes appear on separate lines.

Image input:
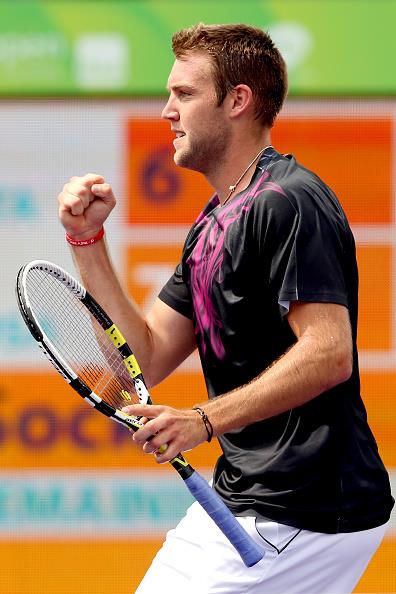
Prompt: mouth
<box><xmin>173</xmin><ymin>131</ymin><xmax>186</xmax><ymax>147</ymax></box>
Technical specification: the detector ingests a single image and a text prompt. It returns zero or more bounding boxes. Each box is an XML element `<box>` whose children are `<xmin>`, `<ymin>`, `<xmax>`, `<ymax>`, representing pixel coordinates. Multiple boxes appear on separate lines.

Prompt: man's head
<box><xmin>171</xmin><ymin>23</ymin><xmax>288</xmax><ymax>129</ymax></box>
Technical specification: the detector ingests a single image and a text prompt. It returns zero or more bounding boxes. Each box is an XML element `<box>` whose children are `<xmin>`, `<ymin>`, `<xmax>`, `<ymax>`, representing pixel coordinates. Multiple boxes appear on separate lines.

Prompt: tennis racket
<box><xmin>16</xmin><ymin>259</ymin><xmax>263</xmax><ymax>567</ymax></box>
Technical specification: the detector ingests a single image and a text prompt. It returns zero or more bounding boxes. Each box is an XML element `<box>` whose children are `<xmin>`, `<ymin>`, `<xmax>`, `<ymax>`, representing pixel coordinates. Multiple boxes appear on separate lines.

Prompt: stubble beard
<box><xmin>174</xmin><ymin>125</ymin><xmax>231</xmax><ymax>177</ymax></box>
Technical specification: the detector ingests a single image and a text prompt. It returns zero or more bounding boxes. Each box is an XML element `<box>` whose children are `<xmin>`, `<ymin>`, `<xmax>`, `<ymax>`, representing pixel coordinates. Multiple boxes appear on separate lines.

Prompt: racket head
<box><xmin>16</xmin><ymin>264</ymin><xmax>264</xmax><ymax>566</ymax></box>
<box><xmin>16</xmin><ymin>260</ymin><xmax>149</xmax><ymax>429</ymax></box>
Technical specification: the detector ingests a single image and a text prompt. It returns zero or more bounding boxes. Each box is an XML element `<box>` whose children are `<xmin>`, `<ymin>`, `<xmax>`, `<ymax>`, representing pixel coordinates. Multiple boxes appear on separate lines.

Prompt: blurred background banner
<box><xmin>0</xmin><ymin>0</ymin><xmax>395</xmax><ymax>95</ymax></box>
<box><xmin>0</xmin><ymin>2</ymin><xmax>395</xmax><ymax>594</ymax></box>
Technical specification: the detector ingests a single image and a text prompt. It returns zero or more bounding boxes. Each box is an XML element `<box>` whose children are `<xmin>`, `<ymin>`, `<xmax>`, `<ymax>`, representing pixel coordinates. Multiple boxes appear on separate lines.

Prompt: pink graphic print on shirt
<box><xmin>187</xmin><ymin>172</ymin><xmax>286</xmax><ymax>360</ymax></box>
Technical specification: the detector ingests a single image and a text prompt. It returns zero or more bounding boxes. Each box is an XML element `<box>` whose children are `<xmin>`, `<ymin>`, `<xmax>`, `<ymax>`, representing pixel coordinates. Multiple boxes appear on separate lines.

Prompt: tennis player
<box><xmin>58</xmin><ymin>23</ymin><xmax>394</xmax><ymax>594</ymax></box>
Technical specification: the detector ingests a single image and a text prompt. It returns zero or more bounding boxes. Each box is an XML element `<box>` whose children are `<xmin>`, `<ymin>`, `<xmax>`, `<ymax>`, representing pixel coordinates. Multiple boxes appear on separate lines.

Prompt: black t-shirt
<box><xmin>159</xmin><ymin>146</ymin><xmax>394</xmax><ymax>533</ymax></box>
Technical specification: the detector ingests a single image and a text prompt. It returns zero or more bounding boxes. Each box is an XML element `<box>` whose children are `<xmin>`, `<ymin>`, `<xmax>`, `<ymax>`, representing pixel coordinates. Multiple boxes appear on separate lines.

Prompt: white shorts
<box><xmin>135</xmin><ymin>500</ymin><xmax>389</xmax><ymax>594</ymax></box>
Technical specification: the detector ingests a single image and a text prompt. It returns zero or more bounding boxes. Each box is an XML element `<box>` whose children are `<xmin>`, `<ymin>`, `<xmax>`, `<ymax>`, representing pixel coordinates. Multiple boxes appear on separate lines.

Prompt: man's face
<box><xmin>161</xmin><ymin>52</ymin><xmax>231</xmax><ymax>175</ymax></box>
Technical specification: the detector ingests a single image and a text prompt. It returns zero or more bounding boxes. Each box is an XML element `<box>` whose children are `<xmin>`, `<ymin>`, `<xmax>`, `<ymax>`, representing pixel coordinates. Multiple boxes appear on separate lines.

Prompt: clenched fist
<box><xmin>58</xmin><ymin>173</ymin><xmax>116</xmax><ymax>239</ymax></box>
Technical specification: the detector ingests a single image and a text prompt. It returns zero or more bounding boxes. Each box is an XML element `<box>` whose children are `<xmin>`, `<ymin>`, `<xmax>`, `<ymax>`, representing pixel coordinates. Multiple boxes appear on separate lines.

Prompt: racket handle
<box><xmin>184</xmin><ymin>470</ymin><xmax>264</xmax><ymax>567</ymax></box>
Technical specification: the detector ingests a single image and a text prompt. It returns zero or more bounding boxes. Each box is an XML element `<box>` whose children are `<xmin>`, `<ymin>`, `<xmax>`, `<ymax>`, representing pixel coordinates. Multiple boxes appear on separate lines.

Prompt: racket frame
<box><xmin>16</xmin><ymin>259</ymin><xmax>264</xmax><ymax>567</ymax></box>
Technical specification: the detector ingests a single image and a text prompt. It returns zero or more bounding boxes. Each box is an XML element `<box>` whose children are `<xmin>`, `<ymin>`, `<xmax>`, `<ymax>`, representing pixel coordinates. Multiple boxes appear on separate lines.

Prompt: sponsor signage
<box><xmin>0</xmin><ymin>1</ymin><xmax>395</xmax><ymax>95</ymax></box>
<box><xmin>0</xmin><ymin>470</ymin><xmax>195</xmax><ymax>538</ymax></box>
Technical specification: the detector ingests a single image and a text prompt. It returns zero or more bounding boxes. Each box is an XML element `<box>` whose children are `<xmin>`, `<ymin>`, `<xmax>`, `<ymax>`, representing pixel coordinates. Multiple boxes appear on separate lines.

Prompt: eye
<box><xmin>177</xmin><ymin>89</ymin><xmax>192</xmax><ymax>99</ymax></box>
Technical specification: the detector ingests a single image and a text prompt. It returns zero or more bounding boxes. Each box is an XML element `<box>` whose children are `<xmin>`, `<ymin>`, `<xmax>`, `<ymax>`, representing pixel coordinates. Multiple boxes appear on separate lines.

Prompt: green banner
<box><xmin>0</xmin><ymin>0</ymin><xmax>394</xmax><ymax>96</ymax></box>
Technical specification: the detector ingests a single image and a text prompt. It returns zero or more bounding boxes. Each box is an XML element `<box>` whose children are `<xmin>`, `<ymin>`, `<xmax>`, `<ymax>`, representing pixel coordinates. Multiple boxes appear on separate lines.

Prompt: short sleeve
<box><xmin>158</xmin><ymin>262</ymin><xmax>193</xmax><ymax>319</ymax></box>
<box><xmin>254</xmin><ymin>182</ymin><xmax>350</xmax><ymax>311</ymax></box>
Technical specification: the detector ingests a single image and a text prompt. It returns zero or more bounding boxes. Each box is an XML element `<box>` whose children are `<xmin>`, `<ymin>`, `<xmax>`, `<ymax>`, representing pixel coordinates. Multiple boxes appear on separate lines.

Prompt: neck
<box><xmin>206</xmin><ymin>135</ymin><xmax>272</xmax><ymax>205</ymax></box>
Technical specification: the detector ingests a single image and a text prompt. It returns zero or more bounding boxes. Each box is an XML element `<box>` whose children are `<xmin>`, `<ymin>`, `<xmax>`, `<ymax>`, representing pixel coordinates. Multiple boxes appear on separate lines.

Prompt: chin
<box><xmin>174</xmin><ymin>149</ymin><xmax>195</xmax><ymax>171</ymax></box>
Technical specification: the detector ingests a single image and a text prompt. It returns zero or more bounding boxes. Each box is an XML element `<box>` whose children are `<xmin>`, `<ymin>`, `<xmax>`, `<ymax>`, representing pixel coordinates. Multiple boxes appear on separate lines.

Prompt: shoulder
<box><xmin>248</xmin><ymin>155</ymin><xmax>299</xmax><ymax>232</ymax></box>
<box><xmin>253</xmin><ymin>151</ymin><xmax>347</xmax><ymax>228</ymax></box>
<box><xmin>258</xmin><ymin>151</ymin><xmax>333</xmax><ymax>200</ymax></box>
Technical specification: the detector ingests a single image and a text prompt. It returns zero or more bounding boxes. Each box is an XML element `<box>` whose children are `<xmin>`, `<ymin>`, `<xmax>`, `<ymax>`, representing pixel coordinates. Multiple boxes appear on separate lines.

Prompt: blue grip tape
<box><xmin>184</xmin><ymin>470</ymin><xmax>264</xmax><ymax>567</ymax></box>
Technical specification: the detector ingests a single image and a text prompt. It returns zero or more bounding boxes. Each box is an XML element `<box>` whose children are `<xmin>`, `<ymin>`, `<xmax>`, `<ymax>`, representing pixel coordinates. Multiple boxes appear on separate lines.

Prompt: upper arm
<box><xmin>287</xmin><ymin>301</ymin><xmax>351</xmax><ymax>340</ymax></box>
<box><xmin>286</xmin><ymin>301</ymin><xmax>353</xmax><ymax>382</ymax></box>
<box><xmin>145</xmin><ymin>297</ymin><xmax>197</xmax><ymax>387</ymax></box>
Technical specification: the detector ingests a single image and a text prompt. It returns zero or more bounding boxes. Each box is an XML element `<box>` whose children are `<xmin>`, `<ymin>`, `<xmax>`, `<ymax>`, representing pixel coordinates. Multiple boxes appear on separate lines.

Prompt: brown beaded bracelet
<box><xmin>193</xmin><ymin>406</ymin><xmax>214</xmax><ymax>443</ymax></box>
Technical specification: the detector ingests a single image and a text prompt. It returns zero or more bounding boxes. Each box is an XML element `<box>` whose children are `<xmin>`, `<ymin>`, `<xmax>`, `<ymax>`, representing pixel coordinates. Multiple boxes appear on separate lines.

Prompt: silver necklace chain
<box><xmin>222</xmin><ymin>146</ymin><xmax>269</xmax><ymax>206</ymax></box>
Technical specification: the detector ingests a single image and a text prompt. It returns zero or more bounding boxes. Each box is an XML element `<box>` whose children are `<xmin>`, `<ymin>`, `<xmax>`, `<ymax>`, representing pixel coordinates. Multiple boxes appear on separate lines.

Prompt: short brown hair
<box><xmin>172</xmin><ymin>23</ymin><xmax>287</xmax><ymax>128</ymax></box>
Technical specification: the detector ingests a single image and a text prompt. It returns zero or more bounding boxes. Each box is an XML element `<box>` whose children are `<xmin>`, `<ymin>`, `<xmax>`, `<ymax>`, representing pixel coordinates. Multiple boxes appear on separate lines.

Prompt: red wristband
<box><xmin>66</xmin><ymin>227</ymin><xmax>105</xmax><ymax>247</ymax></box>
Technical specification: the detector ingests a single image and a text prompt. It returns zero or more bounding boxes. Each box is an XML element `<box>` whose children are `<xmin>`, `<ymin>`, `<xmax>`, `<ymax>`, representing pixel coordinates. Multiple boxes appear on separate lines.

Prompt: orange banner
<box><xmin>357</xmin><ymin>245</ymin><xmax>392</xmax><ymax>351</ymax></box>
<box><xmin>126</xmin><ymin>119</ymin><xmax>212</xmax><ymax>225</ymax></box>
<box><xmin>272</xmin><ymin>117</ymin><xmax>392</xmax><ymax>224</ymax></box>
<box><xmin>0</xmin><ymin>370</ymin><xmax>218</xmax><ymax>469</ymax></box>
<box><xmin>0</xmin><ymin>537</ymin><xmax>394</xmax><ymax>594</ymax></box>
<box><xmin>125</xmin><ymin>244</ymin><xmax>182</xmax><ymax>311</ymax></box>
<box><xmin>0</xmin><ymin>370</ymin><xmax>393</xmax><ymax>467</ymax></box>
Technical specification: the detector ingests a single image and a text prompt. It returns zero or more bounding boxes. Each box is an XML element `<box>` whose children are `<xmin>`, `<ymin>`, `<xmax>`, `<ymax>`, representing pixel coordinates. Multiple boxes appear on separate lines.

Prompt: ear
<box><xmin>227</xmin><ymin>84</ymin><xmax>254</xmax><ymax>119</ymax></box>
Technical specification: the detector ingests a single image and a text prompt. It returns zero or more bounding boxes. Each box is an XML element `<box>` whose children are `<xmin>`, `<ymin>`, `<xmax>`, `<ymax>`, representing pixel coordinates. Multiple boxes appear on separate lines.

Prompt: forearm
<box><xmin>199</xmin><ymin>330</ymin><xmax>352</xmax><ymax>437</ymax></box>
<box><xmin>126</xmin><ymin>324</ymin><xmax>352</xmax><ymax>464</ymax></box>
<box><xmin>71</xmin><ymin>238</ymin><xmax>155</xmax><ymax>376</ymax></box>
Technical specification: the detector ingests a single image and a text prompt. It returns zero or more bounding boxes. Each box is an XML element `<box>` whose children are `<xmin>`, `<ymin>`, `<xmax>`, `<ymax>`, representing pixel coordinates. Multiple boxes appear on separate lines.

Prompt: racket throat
<box><xmin>171</xmin><ymin>456</ymin><xmax>195</xmax><ymax>479</ymax></box>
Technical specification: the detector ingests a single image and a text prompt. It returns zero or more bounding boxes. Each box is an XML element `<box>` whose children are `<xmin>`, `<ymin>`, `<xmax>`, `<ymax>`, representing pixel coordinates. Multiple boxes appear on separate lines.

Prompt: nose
<box><xmin>161</xmin><ymin>96</ymin><xmax>179</xmax><ymax>121</ymax></box>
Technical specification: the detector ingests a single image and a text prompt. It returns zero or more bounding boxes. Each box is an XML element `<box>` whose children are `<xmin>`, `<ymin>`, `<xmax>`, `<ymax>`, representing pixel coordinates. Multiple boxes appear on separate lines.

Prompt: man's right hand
<box><xmin>58</xmin><ymin>173</ymin><xmax>116</xmax><ymax>239</ymax></box>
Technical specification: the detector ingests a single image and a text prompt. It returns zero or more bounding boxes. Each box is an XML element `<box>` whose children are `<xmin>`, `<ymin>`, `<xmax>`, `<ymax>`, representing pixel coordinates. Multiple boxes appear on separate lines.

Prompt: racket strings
<box><xmin>26</xmin><ymin>269</ymin><xmax>141</xmax><ymax>408</ymax></box>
